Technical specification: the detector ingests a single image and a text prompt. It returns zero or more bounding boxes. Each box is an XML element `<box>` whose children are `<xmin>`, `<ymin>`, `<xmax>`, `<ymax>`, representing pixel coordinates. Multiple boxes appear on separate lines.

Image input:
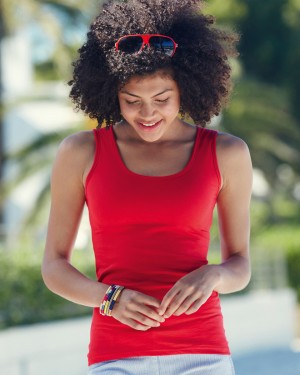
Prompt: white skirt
<box><xmin>88</xmin><ymin>354</ymin><xmax>235</xmax><ymax>375</ymax></box>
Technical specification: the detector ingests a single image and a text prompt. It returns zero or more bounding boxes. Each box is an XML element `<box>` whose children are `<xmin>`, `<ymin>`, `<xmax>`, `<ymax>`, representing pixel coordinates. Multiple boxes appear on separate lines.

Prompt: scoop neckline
<box><xmin>109</xmin><ymin>125</ymin><xmax>201</xmax><ymax>179</ymax></box>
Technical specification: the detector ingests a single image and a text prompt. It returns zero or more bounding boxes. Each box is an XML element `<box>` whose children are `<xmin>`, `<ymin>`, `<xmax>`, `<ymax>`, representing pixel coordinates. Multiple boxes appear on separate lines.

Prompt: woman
<box><xmin>42</xmin><ymin>0</ymin><xmax>252</xmax><ymax>374</ymax></box>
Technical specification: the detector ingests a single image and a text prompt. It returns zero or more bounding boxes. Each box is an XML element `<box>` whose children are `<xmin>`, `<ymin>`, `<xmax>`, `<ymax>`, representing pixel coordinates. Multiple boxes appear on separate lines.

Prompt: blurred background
<box><xmin>0</xmin><ymin>0</ymin><xmax>299</xmax><ymax>374</ymax></box>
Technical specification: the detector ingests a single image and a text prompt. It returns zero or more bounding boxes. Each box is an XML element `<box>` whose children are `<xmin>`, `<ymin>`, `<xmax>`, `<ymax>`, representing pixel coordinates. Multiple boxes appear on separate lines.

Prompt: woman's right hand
<box><xmin>111</xmin><ymin>289</ymin><xmax>165</xmax><ymax>331</ymax></box>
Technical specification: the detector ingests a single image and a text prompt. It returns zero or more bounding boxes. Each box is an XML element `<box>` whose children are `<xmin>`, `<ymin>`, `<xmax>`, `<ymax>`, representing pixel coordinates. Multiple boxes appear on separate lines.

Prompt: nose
<box><xmin>139</xmin><ymin>103</ymin><xmax>155</xmax><ymax>118</ymax></box>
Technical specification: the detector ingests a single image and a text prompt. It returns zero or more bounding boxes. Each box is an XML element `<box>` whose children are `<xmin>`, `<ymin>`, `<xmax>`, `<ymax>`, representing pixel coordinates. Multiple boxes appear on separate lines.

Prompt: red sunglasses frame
<box><xmin>115</xmin><ymin>34</ymin><xmax>178</xmax><ymax>57</ymax></box>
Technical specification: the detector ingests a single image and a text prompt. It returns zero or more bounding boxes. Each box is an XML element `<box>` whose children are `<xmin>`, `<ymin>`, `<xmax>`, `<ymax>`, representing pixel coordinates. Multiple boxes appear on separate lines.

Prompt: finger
<box><xmin>138</xmin><ymin>294</ymin><xmax>161</xmax><ymax>309</ymax></box>
<box><xmin>137</xmin><ymin>305</ymin><xmax>166</xmax><ymax>323</ymax></box>
<box><xmin>163</xmin><ymin>291</ymin><xmax>189</xmax><ymax>318</ymax></box>
<box><xmin>121</xmin><ymin>291</ymin><xmax>165</xmax><ymax>323</ymax></box>
<box><xmin>126</xmin><ymin>319</ymin><xmax>152</xmax><ymax>331</ymax></box>
<box><xmin>142</xmin><ymin>295</ymin><xmax>161</xmax><ymax>309</ymax></box>
<box><xmin>185</xmin><ymin>295</ymin><xmax>209</xmax><ymax>315</ymax></box>
<box><xmin>135</xmin><ymin>295</ymin><xmax>165</xmax><ymax>322</ymax></box>
<box><xmin>133</xmin><ymin>312</ymin><xmax>162</xmax><ymax>328</ymax></box>
<box><xmin>121</xmin><ymin>290</ymin><xmax>161</xmax><ymax>315</ymax></box>
<box><xmin>173</xmin><ymin>294</ymin><xmax>199</xmax><ymax>316</ymax></box>
<box><xmin>158</xmin><ymin>288</ymin><xmax>179</xmax><ymax>315</ymax></box>
<box><xmin>113</xmin><ymin>309</ymin><xmax>159</xmax><ymax>331</ymax></box>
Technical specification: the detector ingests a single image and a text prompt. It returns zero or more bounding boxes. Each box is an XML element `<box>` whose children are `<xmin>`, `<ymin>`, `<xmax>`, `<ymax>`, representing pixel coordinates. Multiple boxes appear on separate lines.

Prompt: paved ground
<box><xmin>233</xmin><ymin>347</ymin><xmax>300</xmax><ymax>375</ymax></box>
<box><xmin>0</xmin><ymin>318</ymin><xmax>91</xmax><ymax>375</ymax></box>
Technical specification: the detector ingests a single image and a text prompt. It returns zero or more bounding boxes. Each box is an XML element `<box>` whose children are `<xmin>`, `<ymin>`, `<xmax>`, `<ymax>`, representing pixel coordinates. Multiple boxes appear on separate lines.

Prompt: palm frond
<box><xmin>221</xmin><ymin>78</ymin><xmax>300</xmax><ymax>187</ymax></box>
<box><xmin>3</xmin><ymin>129</ymin><xmax>73</xmax><ymax>162</ymax></box>
<box><xmin>22</xmin><ymin>179</ymin><xmax>51</xmax><ymax>227</ymax></box>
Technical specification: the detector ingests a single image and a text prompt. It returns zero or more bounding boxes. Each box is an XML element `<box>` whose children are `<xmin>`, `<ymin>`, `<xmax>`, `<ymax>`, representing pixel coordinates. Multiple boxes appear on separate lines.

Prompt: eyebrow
<box><xmin>120</xmin><ymin>88</ymin><xmax>173</xmax><ymax>98</ymax></box>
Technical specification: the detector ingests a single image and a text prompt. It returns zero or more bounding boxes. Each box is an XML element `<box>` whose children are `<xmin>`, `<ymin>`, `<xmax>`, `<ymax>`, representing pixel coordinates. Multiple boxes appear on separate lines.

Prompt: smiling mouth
<box><xmin>138</xmin><ymin>120</ymin><xmax>162</xmax><ymax>128</ymax></box>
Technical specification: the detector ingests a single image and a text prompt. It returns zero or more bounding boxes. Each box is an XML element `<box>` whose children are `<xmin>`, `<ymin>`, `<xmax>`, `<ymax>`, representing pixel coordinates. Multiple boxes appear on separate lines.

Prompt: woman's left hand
<box><xmin>158</xmin><ymin>265</ymin><xmax>221</xmax><ymax>318</ymax></box>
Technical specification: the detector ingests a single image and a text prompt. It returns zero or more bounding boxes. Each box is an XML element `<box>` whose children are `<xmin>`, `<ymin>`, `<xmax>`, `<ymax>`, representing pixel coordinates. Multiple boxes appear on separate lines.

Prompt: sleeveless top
<box><xmin>85</xmin><ymin>125</ymin><xmax>230</xmax><ymax>365</ymax></box>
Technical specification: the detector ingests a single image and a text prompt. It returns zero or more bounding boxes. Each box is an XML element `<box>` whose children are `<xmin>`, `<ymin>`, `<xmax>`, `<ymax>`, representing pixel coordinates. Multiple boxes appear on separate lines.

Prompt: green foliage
<box><xmin>205</xmin><ymin>0</ymin><xmax>247</xmax><ymax>25</ymax></box>
<box><xmin>221</xmin><ymin>78</ymin><xmax>300</xmax><ymax>187</ymax></box>
<box><xmin>239</xmin><ymin>0</ymin><xmax>291</xmax><ymax>84</ymax></box>
<box><xmin>252</xmin><ymin>223</ymin><xmax>300</xmax><ymax>300</ymax></box>
<box><xmin>287</xmin><ymin>246</ymin><xmax>300</xmax><ymax>301</ymax></box>
<box><xmin>254</xmin><ymin>221</ymin><xmax>299</xmax><ymax>249</ymax></box>
<box><xmin>35</xmin><ymin>61</ymin><xmax>61</xmax><ymax>81</ymax></box>
<box><xmin>209</xmin><ymin>200</ymin><xmax>300</xmax><ymax>299</ymax></box>
<box><xmin>0</xmin><ymin>248</ymin><xmax>95</xmax><ymax>329</ymax></box>
<box><xmin>1</xmin><ymin>0</ymin><xmax>98</xmax><ymax>85</ymax></box>
<box><xmin>1</xmin><ymin>127</ymin><xmax>84</xmax><ymax>227</ymax></box>
<box><xmin>206</xmin><ymin>0</ymin><xmax>300</xmax><ymax>121</ymax></box>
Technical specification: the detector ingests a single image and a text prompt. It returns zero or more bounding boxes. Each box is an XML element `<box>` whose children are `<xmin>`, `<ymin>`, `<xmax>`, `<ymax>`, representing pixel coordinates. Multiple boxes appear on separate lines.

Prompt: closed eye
<box><xmin>125</xmin><ymin>100</ymin><xmax>140</xmax><ymax>105</ymax></box>
<box><xmin>156</xmin><ymin>98</ymin><xmax>169</xmax><ymax>103</ymax></box>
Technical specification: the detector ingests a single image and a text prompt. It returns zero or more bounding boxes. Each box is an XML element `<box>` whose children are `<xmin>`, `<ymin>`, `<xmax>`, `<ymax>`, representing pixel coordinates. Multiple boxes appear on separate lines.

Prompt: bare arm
<box><xmin>214</xmin><ymin>133</ymin><xmax>252</xmax><ymax>293</ymax></box>
<box><xmin>42</xmin><ymin>132</ymin><xmax>164</xmax><ymax>329</ymax></box>
<box><xmin>159</xmin><ymin>133</ymin><xmax>252</xmax><ymax>317</ymax></box>
<box><xmin>41</xmin><ymin>132</ymin><xmax>106</xmax><ymax>307</ymax></box>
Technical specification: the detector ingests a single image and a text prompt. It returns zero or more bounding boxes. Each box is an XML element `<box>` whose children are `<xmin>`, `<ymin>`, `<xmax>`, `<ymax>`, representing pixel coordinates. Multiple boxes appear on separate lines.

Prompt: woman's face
<box><xmin>118</xmin><ymin>71</ymin><xmax>181</xmax><ymax>142</ymax></box>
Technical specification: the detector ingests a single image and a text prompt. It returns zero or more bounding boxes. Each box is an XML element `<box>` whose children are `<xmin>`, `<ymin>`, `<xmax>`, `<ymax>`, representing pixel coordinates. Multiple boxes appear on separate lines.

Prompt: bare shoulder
<box><xmin>216</xmin><ymin>132</ymin><xmax>249</xmax><ymax>155</ymax></box>
<box><xmin>216</xmin><ymin>132</ymin><xmax>251</xmax><ymax>166</ymax></box>
<box><xmin>57</xmin><ymin>130</ymin><xmax>94</xmax><ymax>160</ymax></box>
<box><xmin>54</xmin><ymin>130</ymin><xmax>95</xmax><ymax>184</ymax></box>
<box><xmin>58</xmin><ymin>130</ymin><xmax>94</xmax><ymax>154</ymax></box>
<box><xmin>216</xmin><ymin>132</ymin><xmax>252</xmax><ymax>188</ymax></box>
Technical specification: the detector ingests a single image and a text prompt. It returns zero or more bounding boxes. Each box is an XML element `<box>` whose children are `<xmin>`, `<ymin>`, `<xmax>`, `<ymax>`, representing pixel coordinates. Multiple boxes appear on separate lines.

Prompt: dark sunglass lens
<box><xmin>149</xmin><ymin>36</ymin><xmax>174</xmax><ymax>56</ymax></box>
<box><xmin>118</xmin><ymin>36</ymin><xmax>143</xmax><ymax>53</ymax></box>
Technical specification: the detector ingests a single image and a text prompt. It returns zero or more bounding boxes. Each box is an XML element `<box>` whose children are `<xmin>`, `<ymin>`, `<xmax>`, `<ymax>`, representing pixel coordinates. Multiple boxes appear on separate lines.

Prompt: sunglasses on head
<box><xmin>115</xmin><ymin>34</ymin><xmax>178</xmax><ymax>57</ymax></box>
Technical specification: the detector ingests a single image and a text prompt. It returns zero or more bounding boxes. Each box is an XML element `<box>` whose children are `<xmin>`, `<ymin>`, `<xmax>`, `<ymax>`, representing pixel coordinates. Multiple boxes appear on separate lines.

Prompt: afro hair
<box><xmin>68</xmin><ymin>0</ymin><xmax>239</xmax><ymax>127</ymax></box>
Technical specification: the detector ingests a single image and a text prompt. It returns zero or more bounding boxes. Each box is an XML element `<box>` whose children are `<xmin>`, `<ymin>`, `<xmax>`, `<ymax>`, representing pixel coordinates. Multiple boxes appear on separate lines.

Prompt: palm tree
<box><xmin>220</xmin><ymin>77</ymin><xmax>300</xmax><ymax>231</ymax></box>
<box><xmin>221</xmin><ymin>78</ymin><xmax>300</xmax><ymax>187</ymax></box>
<box><xmin>205</xmin><ymin>2</ymin><xmax>300</xmax><ymax>183</ymax></box>
<box><xmin>0</xmin><ymin>0</ymin><xmax>100</xmax><ymax>239</ymax></box>
<box><xmin>1</xmin><ymin>0</ymin><xmax>98</xmax><ymax>79</ymax></box>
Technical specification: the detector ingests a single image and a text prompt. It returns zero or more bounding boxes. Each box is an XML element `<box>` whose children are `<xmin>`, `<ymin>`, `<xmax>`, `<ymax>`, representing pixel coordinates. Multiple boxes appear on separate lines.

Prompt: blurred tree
<box><xmin>221</xmin><ymin>78</ymin><xmax>300</xmax><ymax>192</ymax></box>
<box><xmin>207</xmin><ymin>0</ymin><xmax>300</xmax><ymax>122</ymax></box>
<box><xmin>206</xmin><ymin>0</ymin><xmax>300</xmax><ymax>202</ymax></box>
<box><xmin>284</xmin><ymin>0</ymin><xmax>300</xmax><ymax>120</ymax></box>
<box><xmin>2</xmin><ymin>126</ymin><xmax>83</xmax><ymax>227</ymax></box>
<box><xmin>205</xmin><ymin>0</ymin><xmax>247</xmax><ymax>26</ymax></box>
<box><xmin>0</xmin><ymin>3</ymin><xmax>4</xmax><ymax>174</ymax></box>
<box><xmin>1</xmin><ymin>0</ymin><xmax>97</xmax><ymax>76</ymax></box>
<box><xmin>238</xmin><ymin>0</ymin><xmax>291</xmax><ymax>84</ymax></box>
<box><xmin>0</xmin><ymin>0</ymin><xmax>99</xmax><ymax>239</ymax></box>
<box><xmin>238</xmin><ymin>0</ymin><xmax>300</xmax><ymax>122</ymax></box>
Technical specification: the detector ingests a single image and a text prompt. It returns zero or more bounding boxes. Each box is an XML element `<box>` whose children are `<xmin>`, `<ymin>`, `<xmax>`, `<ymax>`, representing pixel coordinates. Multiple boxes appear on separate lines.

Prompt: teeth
<box><xmin>141</xmin><ymin>122</ymin><xmax>157</xmax><ymax>127</ymax></box>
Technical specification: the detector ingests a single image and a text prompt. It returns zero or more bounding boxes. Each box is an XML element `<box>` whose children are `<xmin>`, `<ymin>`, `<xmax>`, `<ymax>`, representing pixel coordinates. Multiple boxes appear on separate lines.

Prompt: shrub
<box><xmin>287</xmin><ymin>246</ymin><xmax>300</xmax><ymax>301</ymax></box>
<box><xmin>253</xmin><ymin>224</ymin><xmax>300</xmax><ymax>300</ymax></box>
<box><xmin>0</xmin><ymin>249</ymin><xmax>95</xmax><ymax>329</ymax></box>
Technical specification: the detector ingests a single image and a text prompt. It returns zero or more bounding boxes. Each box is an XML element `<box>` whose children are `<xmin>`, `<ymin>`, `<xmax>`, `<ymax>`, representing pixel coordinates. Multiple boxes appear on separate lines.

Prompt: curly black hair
<box><xmin>68</xmin><ymin>0</ymin><xmax>238</xmax><ymax>127</ymax></box>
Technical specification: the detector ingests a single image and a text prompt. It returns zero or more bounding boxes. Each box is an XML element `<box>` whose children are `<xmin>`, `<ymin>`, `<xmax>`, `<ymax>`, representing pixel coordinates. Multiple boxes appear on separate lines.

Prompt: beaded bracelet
<box><xmin>100</xmin><ymin>285</ymin><xmax>125</xmax><ymax>316</ymax></box>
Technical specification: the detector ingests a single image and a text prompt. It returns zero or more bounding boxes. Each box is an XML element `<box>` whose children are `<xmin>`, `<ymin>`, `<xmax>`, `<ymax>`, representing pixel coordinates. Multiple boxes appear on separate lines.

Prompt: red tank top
<box><xmin>85</xmin><ymin>125</ymin><xmax>230</xmax><ymax>365</ymax></box>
